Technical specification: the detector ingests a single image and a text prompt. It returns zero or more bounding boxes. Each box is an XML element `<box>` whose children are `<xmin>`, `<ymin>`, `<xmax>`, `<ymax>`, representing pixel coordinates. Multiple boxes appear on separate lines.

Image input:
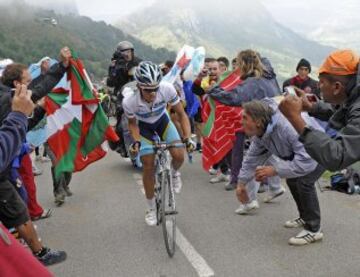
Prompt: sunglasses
<box><xmin>141</xmin><ymin>86</ymin><xmax>159</xmax><ymax>93</ymax></box>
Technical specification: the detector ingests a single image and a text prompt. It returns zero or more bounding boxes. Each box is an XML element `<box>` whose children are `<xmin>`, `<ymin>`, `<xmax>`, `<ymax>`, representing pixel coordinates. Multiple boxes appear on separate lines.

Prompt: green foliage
<box><xmin>0</xmin><ymin>3</ymin><xmax>175</xmax><ymax>79</ymax></box>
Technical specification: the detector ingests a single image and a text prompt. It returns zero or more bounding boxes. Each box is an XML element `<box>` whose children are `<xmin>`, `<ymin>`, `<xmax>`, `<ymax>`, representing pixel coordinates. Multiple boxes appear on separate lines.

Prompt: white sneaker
<box><xmin>145</xmin><ymin>209</ymin><xmax>157</xmax><ymax>226</ymax></box>
<box><xmin>284</xmin><ymin>217</ymin><xmax>305</xmax><ymax>228</ymax></box>
<box><xmin>288</xmin><ymin>229</ymin><xmax>324</xmax><ymax>246</ymax></box>
<box><xmin>263</xmin><ymin>186</ymin><xmax>286</xmax><ymax>203</ymax></box>
<box><xmin>210</xmin><ymin>173</ymin><xmax>230</xmax><ymax>184</ymax></box>
<box><xmin>235</xmin><ymin>200</ymin><xmax>259</xmax><ymax>215</ymax></box>
<box><xmin>172</xmin><ymin>171</ymin><xmax>182</xmax><ymax>194</ymax></box>
<box><xmin>208</xmin><ymin>167</ymin><xmax>218</xmax><ymax>176</ymax></box>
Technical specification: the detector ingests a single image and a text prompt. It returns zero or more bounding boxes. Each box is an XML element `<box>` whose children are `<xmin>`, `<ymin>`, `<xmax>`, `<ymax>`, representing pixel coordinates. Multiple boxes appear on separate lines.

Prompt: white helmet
<box><xmin>117</xmin><ymin>41</ymin><xmax>134</xmax><ymax>52</ymax></box>
<box><xmin>134</xmin><ymin>61</ymin><xmax>162</xmax><ymax>88</ymax></box>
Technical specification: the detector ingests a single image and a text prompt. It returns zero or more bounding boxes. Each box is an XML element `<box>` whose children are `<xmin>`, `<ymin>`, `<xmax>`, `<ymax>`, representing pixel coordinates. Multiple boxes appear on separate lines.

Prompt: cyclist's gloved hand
<box><xmin>129</xmin><ymin>141</ymin><xmax>141</xmax><ymax>156</ymax></box>
<box><xmin>183</xmin><ymin>138</ymin><xmax>196</xmax><ymax>153</ymax></box>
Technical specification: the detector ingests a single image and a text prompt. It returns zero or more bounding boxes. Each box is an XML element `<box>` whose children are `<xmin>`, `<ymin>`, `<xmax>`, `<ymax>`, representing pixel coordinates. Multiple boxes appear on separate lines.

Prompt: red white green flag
<box><xmin>45</xmin><ymin>53</ymin><xmax>119</xmax><ymax>178</ymax></box>
<box><xmin>202</xmin><ymin>69</ymin><xmax>244</xmax><ymax>171</ymax></box>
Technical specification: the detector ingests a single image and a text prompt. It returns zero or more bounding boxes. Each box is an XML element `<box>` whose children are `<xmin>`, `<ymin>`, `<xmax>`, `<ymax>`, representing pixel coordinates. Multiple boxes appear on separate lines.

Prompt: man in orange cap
<box><xmin>279</xmin><ymin>49</ymin><xmax>360</xmax><ymax>171</ymax></box>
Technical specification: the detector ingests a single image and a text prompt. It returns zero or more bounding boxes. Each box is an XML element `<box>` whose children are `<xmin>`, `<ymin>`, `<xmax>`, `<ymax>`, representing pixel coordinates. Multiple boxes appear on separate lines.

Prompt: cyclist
<box><xmin>123</xmin><ymin>61</ymin><xmax>195</xmax><ymax>226</ymax></box>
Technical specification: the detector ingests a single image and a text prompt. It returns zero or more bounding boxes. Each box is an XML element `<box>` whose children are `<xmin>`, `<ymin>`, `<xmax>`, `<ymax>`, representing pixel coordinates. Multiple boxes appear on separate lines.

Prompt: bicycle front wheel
<box><xmin>161</xmin><ymin>170</ymin><xmax>176</xmax><ymax>257</ymax></box>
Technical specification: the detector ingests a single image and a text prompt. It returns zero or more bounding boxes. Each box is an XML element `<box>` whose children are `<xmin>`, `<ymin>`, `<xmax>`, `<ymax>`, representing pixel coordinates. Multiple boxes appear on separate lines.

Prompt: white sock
<box><xmin>146</xmin><ymin>197</ymin><xmax>155</xmax><ymax>210</ymax></box>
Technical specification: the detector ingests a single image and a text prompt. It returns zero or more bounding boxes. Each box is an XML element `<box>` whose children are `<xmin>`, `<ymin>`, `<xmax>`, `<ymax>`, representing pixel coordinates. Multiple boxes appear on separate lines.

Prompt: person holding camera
<box><xmin>107</xmin><ymin>41</ymin><xmax>142</xmax><ymax>98</ymax></box>
<box><xmin>280</xmin><ymin>50</ymin><xmax>360</xmax><ymax>172</ymax></box>
<box><xmin>282</xmin><ymin>58</ymin><xmax>320</xmax><ymax>99</ymax></box>
<box><xmin>107</xmin><ymin>41</ymin><xmax>142</xmax><ymax>156</ymax></box>
<box><xmin>191</xmin><ymin>58</ymin><xmax>218</xmax><ymax>153</ymax></box>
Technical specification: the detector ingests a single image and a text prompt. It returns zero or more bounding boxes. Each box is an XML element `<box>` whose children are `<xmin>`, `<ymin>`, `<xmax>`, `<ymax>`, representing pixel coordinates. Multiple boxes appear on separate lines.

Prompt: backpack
<box><xmin>329</xmin><ymin>168</ymin><xmax>360</xmax><ymax>194</ymax></box>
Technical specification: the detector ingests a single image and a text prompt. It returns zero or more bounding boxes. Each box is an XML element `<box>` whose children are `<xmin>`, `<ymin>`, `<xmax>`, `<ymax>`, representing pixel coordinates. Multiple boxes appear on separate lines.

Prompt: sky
<box><xmin>75</xmin><ymin>0</ymin><xmax>155</xmax><ymax>22</ymax></box>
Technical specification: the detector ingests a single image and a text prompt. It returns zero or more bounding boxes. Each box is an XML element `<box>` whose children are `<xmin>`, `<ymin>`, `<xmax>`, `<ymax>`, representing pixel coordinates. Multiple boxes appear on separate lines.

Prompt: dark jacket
<box><xmin>0</xmin><ymin>112</ymin><xmax>28</xmax><ymax>174</ymax></box>
<box><xmin>283</xmin><ymin>76</ymin><xmax>320</xmax><ymax>99</ymax></box>
<box><xmin>29</xmin><ymin>73</ymin><xmax>46</xmax><ymax>89</ymax></box>
<box><xmin>107</xmin><ymin>56</ymin><xmax>142</xmax><ymax>96</ymax></box>
<box><xmin>29</xmin><ymin>63</ymin><xmax>67</xmax><ymax>103</ymax></box>
<box><xmin>207</xmin><ymin>58</ymin><xmax>281</xmax><ymax>106</ymax></box>
<box><xmin>299</xmin><ymin>66</ymin><xmax>360</xmax><ymax>171</ymax></box>
<box><xmin>0</xmin><ymin>63</ymin><xmax>66</xmax><ymax>128</ymax></box>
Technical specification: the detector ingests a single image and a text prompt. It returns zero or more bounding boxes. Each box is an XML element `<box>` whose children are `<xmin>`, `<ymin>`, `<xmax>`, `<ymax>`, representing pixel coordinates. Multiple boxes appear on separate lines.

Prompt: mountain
<box><xmin>117</xmin><ymin>0</ymin><xmax>335</xmax><ymax>80</ymax></box>
<box><xmin>0</xmin><ymin>1</ymin><xmax>175</xmax><ymax>79</ymax></box>
<box><xmin>261</xmin><ymin>0</ymin><xmax>360</xmax><ymax>52</ymax></box>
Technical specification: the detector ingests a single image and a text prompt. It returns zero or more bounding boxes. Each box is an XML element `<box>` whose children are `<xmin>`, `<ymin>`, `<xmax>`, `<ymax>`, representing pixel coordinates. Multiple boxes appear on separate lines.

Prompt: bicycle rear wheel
<box><xmin>161</xmin><ymin>170</ymin><xmax>176</xmax><ymax>257</ymax></box>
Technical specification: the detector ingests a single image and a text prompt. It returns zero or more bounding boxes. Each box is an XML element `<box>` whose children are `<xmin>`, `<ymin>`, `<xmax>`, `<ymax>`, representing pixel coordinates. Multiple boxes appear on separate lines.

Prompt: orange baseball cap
<box><xmin>319</xmin><ymin>49</ymin><xmax>359</xmax><ymax>76</ymax></box>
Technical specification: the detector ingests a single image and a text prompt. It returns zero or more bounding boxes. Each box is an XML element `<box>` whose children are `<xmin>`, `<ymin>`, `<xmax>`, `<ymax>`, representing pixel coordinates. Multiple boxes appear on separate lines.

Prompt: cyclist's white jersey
<box><xmin>123</xmin><ymin>81</ymin><xmax>180</xmax><ymax>124</ymax></box>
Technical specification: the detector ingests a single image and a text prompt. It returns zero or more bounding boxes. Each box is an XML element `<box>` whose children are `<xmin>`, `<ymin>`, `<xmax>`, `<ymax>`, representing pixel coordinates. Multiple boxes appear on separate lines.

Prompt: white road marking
<box><xmin>132</xmin><ymin>173</ymin><xmax>215</xmax><ymax>277</ymax></box>
<box><xmin>176</xmin><ymin>227</ymin><xmax>215</xmax><ymax>277</ymax></box>
<box><xmin>133</xmin><ymin>173</ymin><xmax>145</xmax><ymax>195</ymax></box>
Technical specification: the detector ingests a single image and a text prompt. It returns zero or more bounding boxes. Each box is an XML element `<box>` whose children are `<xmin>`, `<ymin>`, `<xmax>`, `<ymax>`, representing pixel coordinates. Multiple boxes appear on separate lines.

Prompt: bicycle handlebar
<box><xmin>153</xmin><ymin>142</ymin><xmax>194</xmax><ymax>164</ymax></box>
<box><xmin>152</xmin><ymin>142</ymin><xmax>185</xmax><ymax>151</ymax></box>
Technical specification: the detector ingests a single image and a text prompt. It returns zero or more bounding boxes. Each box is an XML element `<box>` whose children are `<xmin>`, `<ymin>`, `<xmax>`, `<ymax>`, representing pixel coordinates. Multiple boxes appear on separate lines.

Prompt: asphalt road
<box><xmin>33</xmin><ymin>151</ymin><xmax>360</xmax><ymax>277</ymax></box>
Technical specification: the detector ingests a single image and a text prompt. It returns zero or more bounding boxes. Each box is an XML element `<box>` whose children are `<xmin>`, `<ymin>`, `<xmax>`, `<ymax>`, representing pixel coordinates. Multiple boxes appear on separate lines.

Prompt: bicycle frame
<box><xmin>153</xmin><ymin>141</ymin><xmax>183</xmax><ymax>257</ymax></box>
<box><xmin>155</xmin><ymin>143</ymin><xmax>172</xmax><ymax>174</ymax></box>
<box><xmin>154</xmin><ymin>142</ymin><xmax>178</xmax><ymax>224</ymax></box>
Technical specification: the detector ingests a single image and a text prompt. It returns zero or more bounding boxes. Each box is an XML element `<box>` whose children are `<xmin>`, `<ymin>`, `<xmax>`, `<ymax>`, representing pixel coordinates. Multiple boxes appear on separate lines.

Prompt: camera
<box><xmin>112</xmin><ymin>51</ymin><xmax>122</xmax><ymax>61</ymax></box>
<box><xmin>284</xmin><ymin>86</ymin><xmax>296</xmax><ymax>96</ymax></box>
<box><xmin>305</xmin><ymin>93</ymin><xmax>318</xmax><ymax>103</ymax></box>
<box><xmin>200</xmin><ymin>68</ymin><xmax>209</xmax><ymax>77</ymax></box>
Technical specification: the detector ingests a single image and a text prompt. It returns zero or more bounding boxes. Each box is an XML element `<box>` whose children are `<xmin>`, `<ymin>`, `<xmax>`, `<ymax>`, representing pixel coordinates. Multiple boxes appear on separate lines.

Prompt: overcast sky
<box><xmin>75</xmin><ymin>0</ymin><xmax>155</xmax><ymax>22</ymax></box>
